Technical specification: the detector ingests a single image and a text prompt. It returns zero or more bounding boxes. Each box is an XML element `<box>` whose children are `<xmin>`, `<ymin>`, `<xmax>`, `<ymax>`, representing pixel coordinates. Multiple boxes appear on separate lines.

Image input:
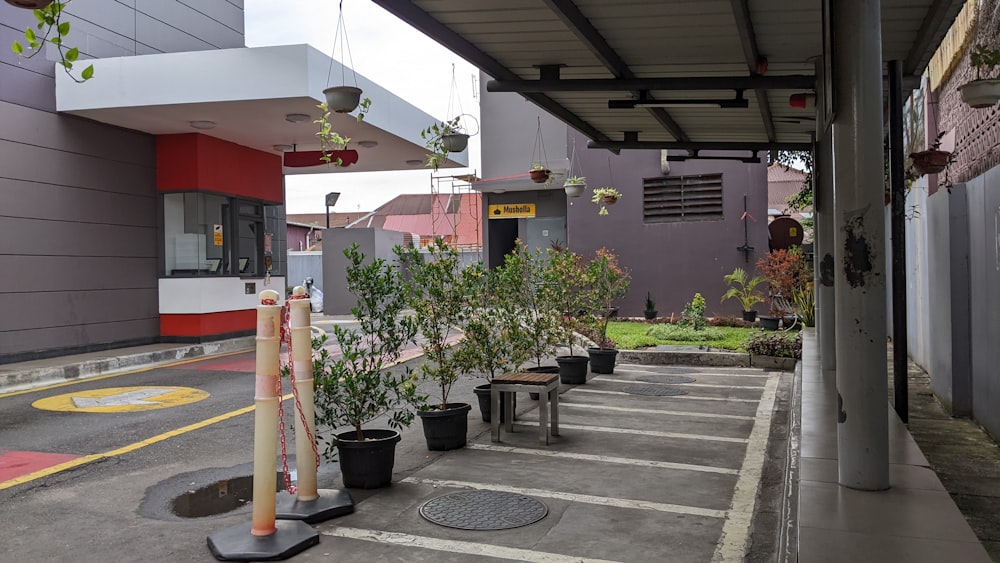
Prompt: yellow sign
<box><xmin>488</xmin><ymin>203</ymin><xmax>536</xmax><ymax>219</ymax></box>
<box><xmin>789</xmin><ymin>227</ymin><xmax>798</xmax><ymax>237</ymax></box>
<box><xmin>213</xmin><ymin>224</ymin><xmax>223</xmax><ymax>246</ymax></box>
<box><xmin>33</xmin><ymin>386</ymin><xmax>210</xmax><ymax>413</ymax></box>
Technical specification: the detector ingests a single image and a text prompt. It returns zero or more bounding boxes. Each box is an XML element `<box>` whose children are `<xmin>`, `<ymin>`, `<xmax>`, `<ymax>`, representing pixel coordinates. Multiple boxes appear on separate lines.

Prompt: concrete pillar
<box><xmin>814</xmin><ymin>58</ymin><xmax>836</xmax><ymax>374</ymax></box>
<box><xmin>832</xmin><ymin>0</ymin><xmax>889</xmax><ymax>490</ymax></box>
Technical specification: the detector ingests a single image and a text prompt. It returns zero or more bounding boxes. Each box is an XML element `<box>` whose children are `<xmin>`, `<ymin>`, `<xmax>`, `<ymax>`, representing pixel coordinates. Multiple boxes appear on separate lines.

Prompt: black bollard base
<box><xmin>275</xmin><ymin>488</ymin><xmax>354</xmax><ymax>523</ymax></box>
<box><xmin>207</xmin><ymin>519</ymin><xmax>318</xmax><ymax>561</ymax></box>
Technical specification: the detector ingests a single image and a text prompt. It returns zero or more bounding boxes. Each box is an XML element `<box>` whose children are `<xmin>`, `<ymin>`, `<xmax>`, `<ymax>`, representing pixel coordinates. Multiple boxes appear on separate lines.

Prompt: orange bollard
<box><xmin>288</xmin><ymin>286</ymin><xmax>318</xmax><ymax>501</ymax></box>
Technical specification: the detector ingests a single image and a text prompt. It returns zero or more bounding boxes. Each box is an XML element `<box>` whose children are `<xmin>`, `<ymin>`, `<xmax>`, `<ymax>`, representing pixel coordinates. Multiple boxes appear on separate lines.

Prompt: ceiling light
<box><xmin>285</xmin><ymin>113</ymin><xmax>311</xmax><ymax>123</ymax></box>
<box><xmin>272</xmin><ymin>144</ymin><xmax>293</xmax><ymax>152</ymax></box>
<box><xmin>357</xmin><ymin>140</ymin><xmax>378</xmax><ymax>148</ymax></box>
<box><xmin>189</xmin><ymin>120</ymin><xmax>216</xmax><ymax>130</ymax></box>
<box><xmin>406</xmin><ymin>159</ymin><xmax>424</xmax><ymax>166</ymax></box>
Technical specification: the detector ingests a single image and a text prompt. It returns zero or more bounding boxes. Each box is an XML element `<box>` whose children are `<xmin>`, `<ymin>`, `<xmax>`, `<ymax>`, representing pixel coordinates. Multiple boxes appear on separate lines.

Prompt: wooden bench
<box><xmin>491</xmin><ymin>372</ymin><xmax>560</xmax><ymax>445</ymax></box>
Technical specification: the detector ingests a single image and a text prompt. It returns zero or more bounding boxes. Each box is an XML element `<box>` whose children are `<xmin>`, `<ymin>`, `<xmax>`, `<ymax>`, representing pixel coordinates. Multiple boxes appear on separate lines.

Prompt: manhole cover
<box><xmin>636</xmin><ymin>375</ymin><xmax>697</xmax><ymax>384</ymax></box>
<box><xmin>419</xmin><ymin>491</ymin><xmax>547</xmax><ymax>530</ymax></box>
<box><xmin>622</xmin><ymin>385</ymin><xmax>689</xmax><ymax>397</ymax></box>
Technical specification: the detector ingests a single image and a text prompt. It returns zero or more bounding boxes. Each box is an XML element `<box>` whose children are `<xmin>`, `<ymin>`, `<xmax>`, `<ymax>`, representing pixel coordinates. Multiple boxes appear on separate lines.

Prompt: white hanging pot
<box><xmin>441</xmin><ymin>133</ymin><xmax>469</xmax><ymax>153</ymax></box>
<box><xmin>958</xmin><ymin>79</ymin><xmax>1000</xmax><ymax>109</ymax></box>
<box><xmin>564</xmin><ymin>182</ymin><xmax>585</xmax><ymax>197</ymax></box>
<box><xmin>323</xmin><ymin>86</ymin><xmax>362</xmax><ymax>113</ymax></box>
<box><xmin>4</xmin><ymin>0</ymin><xmax>54</xmax><ymax>8</ymax></box>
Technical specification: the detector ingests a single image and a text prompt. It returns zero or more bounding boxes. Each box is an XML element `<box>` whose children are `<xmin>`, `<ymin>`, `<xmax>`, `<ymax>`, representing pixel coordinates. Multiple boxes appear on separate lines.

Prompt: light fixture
<box><xmin>272</xmin><ymin>144</ymin><xmax>293</xmax><ymax>152</ymax></box>
<box><xmin>405</xmin><ymin>159</ymin><xmax>424</xmax><ymax>166</ymax></box>
<box><xmin>356</xmin><ymin>140</ymin><xmax>378</xmax><ymax>148</ymax></box>
<box><xmin>189</xmin><ymin>120</ymin><xmax>216</xmax><ymax>130</ymax></box>
<box><xmin>285</xmin><ymin>113</ymin><xmax>311</xmax><ymax>123</ymax></box>
<box><xmin>609</xmin><ymin>90</ymin><xmax>748</xmax><ymax>110</ymax></box>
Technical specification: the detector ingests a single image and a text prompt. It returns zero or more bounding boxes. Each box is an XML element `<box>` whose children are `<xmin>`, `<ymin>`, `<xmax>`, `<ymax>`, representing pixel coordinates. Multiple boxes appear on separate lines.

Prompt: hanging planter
<box><xmin>319</xmin><ymin>3</ymin><xmax>372</xmax><ymax>119</ymax></box>
<box><xmin>960</xmin><ymin>43</ymin><xmax>1000</xmax><ymax>109</ymax></box>
<box><xmin>422</xmin><ymin>114</ymin><xmax>478</xmax><ymax>170</ymax></box>
<box><xmin>441</xmin><ymin>132</ymin><xmax>470</xmax><ymax>153</ymax></box>
<box><xmin>528</xmin><ymin>117</ymin><xmax>553</xmax><ymax>185</ymax></box>
<box><xmin>592</xmin><ymin>187</ymin><xmax>622</xmax><ymax>216</ymax></box>
<box><xmin>323</xmin><ymin>85</ymin><xmax>363</xmax><ymax>113</ymax></box>
<box><xmin>564</xmin><ymin>176</ymin><xmax>586</xmax><ymax>197</ymax></box>
<box><xmin>529</xmin><ymin>163</ymin><xmax>551</xmax><ymax>183</ymax></box>
<box><xmin>908</xmin><ymin>131</ymin><xmax>952</xmax><ymax>177</ymax></box>
<box><xmin>5</xmin><ymin>0</ymin><xmax>54</xmax><ymax>8</ymax></box>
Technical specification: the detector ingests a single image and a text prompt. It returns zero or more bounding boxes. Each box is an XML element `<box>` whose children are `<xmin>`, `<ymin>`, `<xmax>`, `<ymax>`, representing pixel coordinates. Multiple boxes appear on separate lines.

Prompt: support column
<box><xmin>814</xmin><ymin>57</ymin><xmax>836</xmax><ymax>374</ymax></box>
<box><xmin>832</xmin><ymin>0</ymin><xmax>889</xmax><ymax>490</ymax></box>
<box><xmin>888</xmin><ymin>60</ymin><xmax>909</xmax><ymax>424</ymax></box>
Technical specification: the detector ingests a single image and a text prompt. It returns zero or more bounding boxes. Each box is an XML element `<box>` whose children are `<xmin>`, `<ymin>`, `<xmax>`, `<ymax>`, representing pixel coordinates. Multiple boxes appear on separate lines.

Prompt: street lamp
<box><xmin>325</xmin><ymin>192</ymin><xmax>340</xmax><ymax>228</ymax></box>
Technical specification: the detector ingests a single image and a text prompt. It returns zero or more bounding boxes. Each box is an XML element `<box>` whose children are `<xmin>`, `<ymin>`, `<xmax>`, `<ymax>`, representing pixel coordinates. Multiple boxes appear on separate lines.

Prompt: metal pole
<box><xmin>814</xmin><ymin>58</ymin><xmax>836</xmax><ymax>375</ymax></box>
<box><xmin>832</xmin><ymin>0</ymin><xmax>889</xmax><ymax>491</ymax></box>
<box><xmin>888</xmin><ymin>60</ymin><xmax>909</xmax><ymax>424</ymax></box>
<box><xmin>326</xmin><ymin>204</ymin><xmax>330</xmax><ymax>229</ymax></box>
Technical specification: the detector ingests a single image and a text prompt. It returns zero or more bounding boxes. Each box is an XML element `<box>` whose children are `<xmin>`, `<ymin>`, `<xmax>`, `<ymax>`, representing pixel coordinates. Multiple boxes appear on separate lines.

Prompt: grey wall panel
<box><xmin>0</xmin><ymin>139</ymin><xmax>155</xmax><ymax>195</ymax></box>
<box><xmin>2</xmin><ymin>217</ymin><xmax>156</xmax><ymax>257</ymax></box>
<box><xmin>175</xmin><ymin>0</ymin><xmax>245</xmax><ymax>35</ymax></box>
<box><xmin>0</xmin><ymin>289</ymin><xmax>158</xmax><ymax>332</ymax></box>
<box><xmin>136</xmin><ymin>1</ymin><xmax>244</xmax><ymax>52</ymax></box>
<box><xmin>4</xmin><ymin>179</ymin><xmax>156</xmax><ymax>226</ymax></box>
<box><xmin>0</xmin><ymin>256</ymin><xmax>158</xmax><ymax>293</ymax></box>
<box><xmin>925</xmin><ymin>188</ymin><xmax>953</xmax><ymax>406</ymax></box>
<box><xmin>0</xmin><ymin>63</ymin><xmax>55</xmax><ymax>112</ymax></box>
<box><xmin>971</xmin><ymin>166</ymin><xmax>1000</xmax><ymax>439</ymax></box>
<box><xmin>0</xmin><ymin>318</ymin><xmax>160</xmax><ymax>357</ymax></box>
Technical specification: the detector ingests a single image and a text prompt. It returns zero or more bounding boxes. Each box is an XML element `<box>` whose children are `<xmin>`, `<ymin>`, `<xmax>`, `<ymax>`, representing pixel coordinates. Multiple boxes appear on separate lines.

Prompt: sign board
<box><xmin>33</xmin><ymin>386</ymin><xmax>209</xmax><ymax>413</ymax></box>
<box><xmin>213</xmin><ymin>224</ymin><xmax>223</xmax><ymax>246</ymax></box>
<box><xmin>488</xmin><ymin>203</ymin><xmax>536</xmax><ymax>219</ymax></box>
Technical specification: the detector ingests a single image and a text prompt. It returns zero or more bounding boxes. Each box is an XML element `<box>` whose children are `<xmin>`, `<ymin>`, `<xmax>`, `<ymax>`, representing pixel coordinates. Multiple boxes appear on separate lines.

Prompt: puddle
<box><xmin>170</xmin><ymin>473</ymin><xmax>285</xmax><ymax>518</ymax></box>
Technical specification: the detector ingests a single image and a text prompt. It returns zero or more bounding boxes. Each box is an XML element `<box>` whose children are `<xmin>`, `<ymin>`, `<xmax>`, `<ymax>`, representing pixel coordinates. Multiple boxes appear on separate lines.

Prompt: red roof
<box><xmin>347</xmin><ymin>193</ymin><xmax>482</xmax><ymax>247</ymax></box>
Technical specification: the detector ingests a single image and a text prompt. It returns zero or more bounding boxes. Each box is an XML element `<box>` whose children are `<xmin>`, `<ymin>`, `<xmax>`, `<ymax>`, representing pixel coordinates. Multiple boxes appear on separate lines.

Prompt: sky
<box><xmin>243</xmin><ymin>0</ymin><xmax>481</xmax><ymax>215</ymax></box>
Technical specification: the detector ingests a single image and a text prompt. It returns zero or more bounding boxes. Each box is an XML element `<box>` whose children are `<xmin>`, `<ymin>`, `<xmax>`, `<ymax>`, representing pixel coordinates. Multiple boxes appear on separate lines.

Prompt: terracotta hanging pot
<box><xmin>909</xmin><ymin>150</ymin><xmax>950</xmax><ymax>176</ymax></box>
<box><xmin>529</xmin><ymin>169</ymin><xmax>550</xmax><ymax>183</ymax></box>
<box><xmin>601</xmin><ymin>195</ymin><xmax>620</xmax><ymax>205</ymax></box>
<box><xmin>4</xmin><ymin>0</ymin><xmax>54</xmax><ymax>8</ymax></box>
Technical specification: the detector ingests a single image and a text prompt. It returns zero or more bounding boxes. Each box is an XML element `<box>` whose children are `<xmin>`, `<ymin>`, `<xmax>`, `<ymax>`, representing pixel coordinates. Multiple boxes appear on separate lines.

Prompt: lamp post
<box><xmin>325</xmin><ymin>192</ymin><xmax>340</xmax><ymax>228</ymax></box>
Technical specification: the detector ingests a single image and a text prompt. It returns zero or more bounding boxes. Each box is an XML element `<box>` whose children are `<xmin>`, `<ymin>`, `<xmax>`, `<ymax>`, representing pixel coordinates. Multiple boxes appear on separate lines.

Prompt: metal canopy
<box><xmin>373</xmin><ymin>0</ymin><xmax>965</xmax><ymax>151</ymax></box>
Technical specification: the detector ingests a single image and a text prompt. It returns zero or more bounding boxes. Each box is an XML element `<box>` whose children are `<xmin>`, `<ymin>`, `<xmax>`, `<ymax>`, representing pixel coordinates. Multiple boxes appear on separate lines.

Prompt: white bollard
<box><xmin>251</xmin><ymin>289</ymin><xmax>281</xmax><ymax>537</ymax></box>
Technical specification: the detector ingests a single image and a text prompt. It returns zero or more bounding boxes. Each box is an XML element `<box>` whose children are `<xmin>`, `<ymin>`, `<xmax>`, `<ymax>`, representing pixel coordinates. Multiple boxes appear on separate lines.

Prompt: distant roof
<box><xmin>286</xmin><ymin>212</ymin><xmax>370</xmax><ymax>228</ymax></box>
<box><xmin>347</xmin><ymin>193</ymin><xmax>482</xmax><ymax>247</ymax></box>
<box><xmin>768</xmin><ymin>163</ymin><xmax>807</xmax><ymax>182</ymax></box>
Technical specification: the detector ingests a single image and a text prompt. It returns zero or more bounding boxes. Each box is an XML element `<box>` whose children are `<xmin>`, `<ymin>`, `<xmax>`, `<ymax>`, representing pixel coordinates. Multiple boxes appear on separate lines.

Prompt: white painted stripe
<box><xmin>614</xmin><ymin>366</ymin><xmax>768</xmax><ymax>378</ymax></box>
<box><xmin>559</xmin><ymin>401</ymin><xmax>755</xmax><ymax>420</ymax></box>
<box><xmin>512</xmin><ymin>420</ymin><xmax>748</xmax><ymax>443</ymax></box>
<box><xmin>321</xmin><ymin>527</ymin><xmax>621</xmax><ymax>563</ymax></box>
<box><xmin>573</xmin><ymin>388</ymin><xmax>759</xmax><ymax>404</ymax></box>
<box><xmin>713</xmin><ymin>374</ymin><xmax>780</xmax><ymax>562</ymax></box>
<box><xmin>592</xmin><ymin>376</ymin><xmax>764</xmax><ymax>390</ymax></box>
<box><xmin>402</xmin><ymin>477</ymin><xmax>728</xmax><ymax>518</ymax></box>
<box><xmin>466</xmin><ymin>443</ymin><xmax>739</xmax><ymax>475</ymax></box>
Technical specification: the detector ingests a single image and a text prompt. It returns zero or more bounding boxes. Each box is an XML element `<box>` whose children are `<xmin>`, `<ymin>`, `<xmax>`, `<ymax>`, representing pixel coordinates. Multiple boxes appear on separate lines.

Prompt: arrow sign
<box><xmin>71</xmin><ymin>388</ymin><xmax>173</xmax><ymax>408</ymax></box>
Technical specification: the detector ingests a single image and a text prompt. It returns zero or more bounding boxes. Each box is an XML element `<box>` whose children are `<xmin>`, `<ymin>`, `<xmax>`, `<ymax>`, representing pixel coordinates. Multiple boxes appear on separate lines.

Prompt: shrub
<box><xmin>745</xmin><ymin>330</ymin><xmax>802</xmax><ymax>359</ymax></box>
<box><xmin>646</xmin><ymin>323</ymin><xmax>725</xmax><ymax>342</ymax></box>
<box><xmin>708</xmin><ymin>316</ymin><xmax>754</xmax><ymax>328</ymax></box>
<box><xmin>678</xmin><ymin>293</ymin><xmax>707</xmax><ymax>330</ymax></box>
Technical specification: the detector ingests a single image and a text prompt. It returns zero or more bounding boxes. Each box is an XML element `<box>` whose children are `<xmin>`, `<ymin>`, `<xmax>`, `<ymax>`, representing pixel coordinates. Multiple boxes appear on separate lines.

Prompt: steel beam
<box><xmin>903</xmin><ymin>0</ymin><xmax>965</xmax><ymax>77</ymax></box>
<box><xmin>729</xmin><ymin>0</ymin><xmax>776</xmax><ymax>142</ymax></box>
<box><xmin>488</xmin><ymin>75</ymin><xmax>815</xmax><ymax>93</ymax></box>
<box><xmin>587</xmin><ymin>140</ymin><xmax>811</xmax><ymax>151</ymax></box>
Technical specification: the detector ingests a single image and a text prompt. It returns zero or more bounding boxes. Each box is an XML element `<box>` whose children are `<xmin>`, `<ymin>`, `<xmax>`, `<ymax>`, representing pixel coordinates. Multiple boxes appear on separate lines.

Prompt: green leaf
<box><xmin>57</xmin><ymin>22</ymin><xmax>70</xmax><ymax>36</ymax></box>
<box><xmin>65</xmin><ymin>47</ymin><xmax>78</xmax><ymax>62</ymax></box>
<box><xmin>59</xmin><ymin>60</ymin><xmax>72</xmax><ymax>69</ymax></box>
<box><xmin>50</xmin><ymin>37</ymin><xmax>61</xmax><ymax>45</ymax></box>
<box><xmin>33</xmin><ymin>10</ymin><xmax>45</xmax><ymax>24</ymax></box>
<box><xmin>12</xmin><ymin>41</ymin><xmax>23</xmax><ymax>55</ymax></box>
<box><xmin>25</xmin><ymin>28</ymin><xmax>36</xmax><ymax>43</ymax></box>
<box><xmin>81</xmin><ymin>65</ymin><xmax>94</xmax><ymax>80</ymax></box>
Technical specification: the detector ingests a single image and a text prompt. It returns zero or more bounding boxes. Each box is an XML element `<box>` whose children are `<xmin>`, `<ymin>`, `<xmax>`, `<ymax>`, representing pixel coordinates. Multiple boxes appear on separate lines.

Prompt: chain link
<box><xmin>276</xmin><ymin>294</ymin><xmax>321</xmax><ymax>495</ymax></box>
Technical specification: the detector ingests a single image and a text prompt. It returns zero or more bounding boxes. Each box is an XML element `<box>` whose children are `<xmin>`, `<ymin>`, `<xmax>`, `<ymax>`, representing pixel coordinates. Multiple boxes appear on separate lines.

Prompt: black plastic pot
<box><xmin>759</xmin><ymin>315</ymin><xmax>780</xmax><ymax>330</ymax></box>
<box><xmin>526</xmin><ymin>365</ymin><xmax>559</xmax><ymax>399</ymax></box>
<box><xmin>335</xmin><ymin>429</ymin><xmax>400</xmax><ymax>489</ymax></box>
<box><xmin>417</xmin><ymin>403</ymin><xmax>472</xmax><ymax>451</ymax></box>
<box><xmin>742</xmin><ymin>310</ymin><xmax>758</xmax><ymax>322</ymax></box>
<box><xmin>644</xmin><ymin>310</ymin><xmax>658</xmax><ymax>320</ymax></box>
<box><xmin>473</xmin><ymin>383</ymin><xmax>515</xmax><ymax>422</ymax></box>
<box><xmin>556</xmin><ymin>355</ymin><xmax>589</xmax><ymax>384</ymax></box>
<box><xmin>588</xmin><ymin>347</ymin><xmax>619</xmax><ymax>374</ymax></box>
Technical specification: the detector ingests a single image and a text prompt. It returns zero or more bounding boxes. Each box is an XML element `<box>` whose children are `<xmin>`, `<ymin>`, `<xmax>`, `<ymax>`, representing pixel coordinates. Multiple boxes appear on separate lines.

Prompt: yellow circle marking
<box><xmin>32</xmin><ymin>386</ymin><xmax>210</xmax><ymax>413</ymax></box>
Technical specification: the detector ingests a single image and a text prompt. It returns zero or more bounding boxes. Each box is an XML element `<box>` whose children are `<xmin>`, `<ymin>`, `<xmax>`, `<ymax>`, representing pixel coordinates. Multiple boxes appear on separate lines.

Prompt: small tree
<box><xmin>757</xmin><ymin>248</ymin><xmax>811</xmax><ymax>316</ymax></box>
<box><xmin>540</xmin><ymin>246</ymin><xmax>589</xmax><ymax>356</ymax></box>
<box><xmin>678</xmin><ymin>292</ymin><xmax>708</xmax><ymax>330</ymax></box>
<box><xmin>313</xmin><ymin>244</ymin><xmax>424</xmax><ymax>458</ymax></box>
<box><xmin>503</xmin><ymin>241</ymin><xmax>561</xmax><ymax>368</ymax></box>
<box><xmin>584</xmin><ymin>247</ymin><xmax>631</xmax><ymax>348</ymax></box>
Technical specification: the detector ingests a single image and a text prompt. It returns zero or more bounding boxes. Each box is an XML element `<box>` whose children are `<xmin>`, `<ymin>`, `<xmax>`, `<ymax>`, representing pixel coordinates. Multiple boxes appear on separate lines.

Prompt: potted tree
<box><xmin>564</xmin><ymin>175</ymin><xmax>587</xmax><ymax>197</ymax></box>
<box><xmin>584</xmin><ymin>248</ymin><xmax>631</xmax><ymax>374</ymax></box>
<box><xmin>313</xmin><ymin>244</ymin><xmax>425</xmax><ymax>489</ymax></box>
<box><xmin>756</xmin><ymin>248</ymin><xmax>811</xmax><ymax>331</ymax></box>
<box><xmin>721</xmin><ymin>267</ymin><xmax>767</xmax><ymax>322</ymax></box>
<box><xmin>457</xmin><ymin>262</ymin><xmax>533</xmax><ymax>422</ymax></box>
<box><xmin>592</xmin><ymin>187</ymin><xmax>622</xmax><ymax>215</ymax></box>
<box><xmin>644</xmin><ymin>292</ymin><xmax>658</xmax><ymax>320</ymax></box>
<box><xmin>959</xmin><ymin>43</ymin><xmax>1000</xmax><ymax>109</ymax></box>
<box><xmin>542</xmin><ymin>246</ymin><xmax>590</xmax><ymax>384</ymax></box>
<box><xmin>398</xmin><ymin>240</ymin><xmax>473</xmax><ymax>451</ymax></box>
<box><xmin>909</xmin><ymin>131</ymin><xmax>953</xmax><ymax>177</ymax></box>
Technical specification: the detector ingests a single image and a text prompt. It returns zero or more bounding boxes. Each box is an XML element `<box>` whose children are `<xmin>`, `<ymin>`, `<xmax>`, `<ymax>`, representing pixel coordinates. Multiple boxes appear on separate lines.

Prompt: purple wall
<box><xmin>568</xmin><ymin>131</ymin><xmax>770</xmax><ymax>318</ymax></box>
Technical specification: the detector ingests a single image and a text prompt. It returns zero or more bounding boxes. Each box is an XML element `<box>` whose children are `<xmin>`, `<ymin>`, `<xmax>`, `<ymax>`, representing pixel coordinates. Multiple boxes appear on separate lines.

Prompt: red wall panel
<box><xmin>156</xmin><ymin>134</ymin><xmax>282</xmax><ymax>203</ymax></box>
<box><xmin>160</xmin><ymin>310</ymin><xmax>256</xmax><ymax>338</ymax></box>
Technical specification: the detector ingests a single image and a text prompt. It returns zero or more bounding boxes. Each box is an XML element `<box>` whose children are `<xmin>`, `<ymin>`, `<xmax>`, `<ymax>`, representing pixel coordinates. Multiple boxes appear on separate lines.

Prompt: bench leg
<box><xmin>550</xmin><ymin>385</ymin><xmax>559</xmax><ymax>437</ymax></box>
<box><xmin>504</xmin><ymin>391</ymin><xmax>514</xmax><ymax>433</ymax></box>
<box><xmin>538</xmin><ymin>388</ymin><xmax>549</xmax><ymax>445</ymax></box>
<box><xmin>491</xmin><ymin>388</ymin><xmax>501</xmax><ymax>442</ymax></box>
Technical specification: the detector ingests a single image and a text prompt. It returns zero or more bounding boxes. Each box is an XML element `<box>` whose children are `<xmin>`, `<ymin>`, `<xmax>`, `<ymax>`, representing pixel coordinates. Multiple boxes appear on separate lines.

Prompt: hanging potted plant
<box><xmin>527</xmin><ymin>116</ymin><xmax>555</xmax><ymax>185</ymax></box>
<box><xmin>313</xmin><ymin>244</ymin><xmax>425</xmax><ymax>489</ymax></box>
<box><xmin>398</xmin><ymin>240</ymin><xmax>473</xmax><ymax>451</ymax></box>
<box><xmin>529</xmin><ymin>162</ymin><xmax>551</xmax><ymax>183</ymax></box>
<box><xmin>563</xmin><ymin>176</ymin><xmax>587</xmax><ymax>197</ymax></box>
<box><xmin>909</xmin><ymin>131</ymin><xmax>953</xmax><ymax>177</ymax></box>
<box><xmin>721</xmin><ymin>267</ymin><xmax>768</xmax><ymax>323</ymax></box>
<box><xmin>959</xmin><ymin>43</ymin><xmax>1000</xmax><ymax>109</ymax></box>
<box><xmin>321</xmin><ymin>2</ymin><xmax>371</xmax><ymax>114</ymax></box>
<box><xmin>583</xmin><ymin>248</ymin><xmax>631</xmax><ymax>375</ymax></box>
<box><xmin>592</xmin><ymin>187</ymin><xmax>622</xmax><ymax>216</ymax></box>
<box><xmin>421</xmin><ymin>114</ymin><xmax>477</xmax><ymax>170</ymax></box>
<box><xmin>9</xmin><ymin>1</ymin><xmax>93</xmax><ymax>82</ymax></box>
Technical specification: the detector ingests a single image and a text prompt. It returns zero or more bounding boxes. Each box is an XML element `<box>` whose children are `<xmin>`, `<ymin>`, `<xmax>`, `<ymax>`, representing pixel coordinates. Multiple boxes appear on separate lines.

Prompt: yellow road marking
<box><xmin>0</xmin><ymin>392</ymin><xmax>293</xmax><ymax>491</ymax></box>
<box><xmin>33</xmin><ymin>386</ymin><xmax>210</xmax><ymax>413</ymax></box>
<box><xmin>0</xmin><ymin>349</ymin><xmax>250</xmax><ymax>400</ymax></box>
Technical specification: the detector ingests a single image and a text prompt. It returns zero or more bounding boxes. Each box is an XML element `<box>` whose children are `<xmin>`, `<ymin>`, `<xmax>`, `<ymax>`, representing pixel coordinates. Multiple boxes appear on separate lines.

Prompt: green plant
<box><xmin>565</xmin><ymin>176</ymin><xmax>586</xmax><ymax>186</ymax></box>
<box><xmin>646</xmin><ymin>323</ymin><xmax>726</xmax><ymax>342</ymax></box>
<box><xmin>314</xmin><ymin>103</ymin><xmax>352</xmax><ymax>165</ymax></box>
<box><xmin>756</xmin><ymin>248</ymin><xmax>811</xmax><ymax>316</ymax></box>
<box><xmin>644</xmin><ymin>292</ymin><xmax>656</xmax><ymax>313</ymax></box>
<box><xmin>970</xmin><ymin>43</ymin><xmax>1000</xmax><ymax>80</ymax></box>
<box><xmin>356</xmin><ymin>97</ymin><xmax>372</xmax><ymax>122</ymax></box>
<box><xmin>313</xmin><ymin>244</ymin><xmax>425</xmax><ymax>458</ymax></box>
<box><xmin>397</xmin><ymin>240</ymin><xmax>468</xmax><ymax>410</ymax></box>
<box><xmin>540</xmin><ymin>245</ymin><xmax>589</xmax><ymax>357</ymax></box>
<box><xmin>592</xmin><ymin>187</ymin><xmax>622</xmax><ymax>216</ymax></box>
<box><xmin>678</xmin><ymin>292</ymin><xmax>708</xmax><ymax>330</ymax></box>
<box><xmin>10</xmin><ymin>1</ymin><xmax>93</xmax><ymax>82</ymax></box>
<box><xmin>721</xmin><ymin>267</ymin><xmax>768</xmax><ymax>312</ymax></box>
<box><xmin>745</xmin><ymin>330</ymin><xmax>802</xmax><ymax>359</ymax></box>
<box><xmin>421</xmin><ymin>116</ymin><xmax>464</xmax><ymax>171</ymax></box>
<box><xmin>584</xmin><ymin>247</ymin><xmax>631</xmax><ymax>348</ymax></box>
<box><xmin>792</xmin><ymin>281</ymin><xmax>816</xmax><ymax>327</ymax></box>
<box><xmin>502</xmin><ymin>241</ymin><xmax>562</xmax><ymax>368</ymax></box>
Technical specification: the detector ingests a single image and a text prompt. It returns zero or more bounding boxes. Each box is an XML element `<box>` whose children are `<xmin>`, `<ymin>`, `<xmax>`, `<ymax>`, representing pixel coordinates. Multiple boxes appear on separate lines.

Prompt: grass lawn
<box><xmin>606</xmin><ymin>321</ymin><xmax>757</xmax><ymax>351</ymax></box>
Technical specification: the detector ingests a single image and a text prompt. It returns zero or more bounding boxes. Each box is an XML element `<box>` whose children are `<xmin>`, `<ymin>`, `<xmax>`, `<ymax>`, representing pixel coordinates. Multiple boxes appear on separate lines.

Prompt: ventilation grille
<box><xmin>643</xmin><ymin>174</ymin><xmax>724</xmax><ymax>223</ymax></box>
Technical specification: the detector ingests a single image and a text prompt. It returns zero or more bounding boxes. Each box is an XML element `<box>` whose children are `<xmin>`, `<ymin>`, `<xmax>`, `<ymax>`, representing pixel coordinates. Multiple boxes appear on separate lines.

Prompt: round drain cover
<box><xmin>636</xmin><ymin>375</ymin><xmax>696</xmax><ymax>384</ymax></box>
<box><xmin>622</xmin><ymin>385</ymin><xmax>689</xmax><ymax>396</ymax></box>
<box><xmin>419</xmin><ymin>491</ymin><xmax>547</xmax><ymax>530</ymax></box>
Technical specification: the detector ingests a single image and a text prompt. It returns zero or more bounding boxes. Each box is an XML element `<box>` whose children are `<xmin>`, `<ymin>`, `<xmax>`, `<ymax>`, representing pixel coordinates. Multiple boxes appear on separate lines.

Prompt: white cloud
<box><xmin>244</xmin><ymin>0</ymin><xmax>481</xmax><ymax>212</ymax></box>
